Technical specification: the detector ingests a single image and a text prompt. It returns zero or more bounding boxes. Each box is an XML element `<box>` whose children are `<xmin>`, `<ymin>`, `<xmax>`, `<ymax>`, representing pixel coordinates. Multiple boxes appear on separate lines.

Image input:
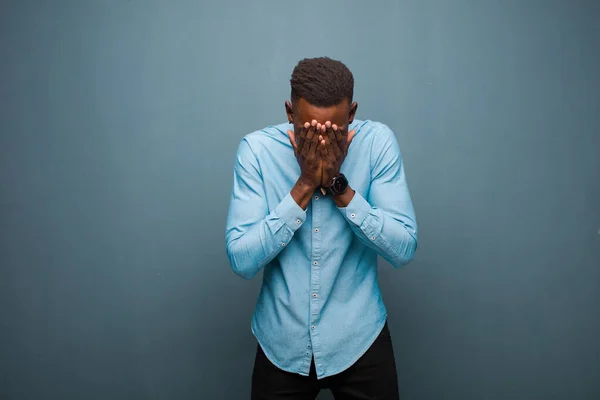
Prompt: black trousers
<box><xmin>251</xmin><ymin>322</ymin><xmax>400</xmax><ymax>400</ymax></box>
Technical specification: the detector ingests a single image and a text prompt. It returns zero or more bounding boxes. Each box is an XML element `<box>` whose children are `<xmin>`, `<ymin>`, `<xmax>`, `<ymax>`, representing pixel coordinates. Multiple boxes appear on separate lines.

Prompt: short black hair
<box><xmin>290</xmin><ymin>57</ymin><xmax>354</xmax><ymax>107</ymax></box>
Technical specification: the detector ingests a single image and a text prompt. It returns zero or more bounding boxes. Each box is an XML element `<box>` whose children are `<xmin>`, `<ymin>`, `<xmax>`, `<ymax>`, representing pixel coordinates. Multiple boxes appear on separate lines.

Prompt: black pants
<box><xmin>251</xmin><ymin>322</ymin><xmax>400</xmax><ymax>400</ymax></box>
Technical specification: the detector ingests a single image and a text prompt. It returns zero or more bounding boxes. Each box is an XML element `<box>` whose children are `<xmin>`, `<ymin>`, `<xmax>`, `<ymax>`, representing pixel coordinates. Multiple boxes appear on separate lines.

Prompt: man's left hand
<box><xmin>320</xmin><ymin>121</ymin><xmax>356</xmax><ymax>189</ymax></box>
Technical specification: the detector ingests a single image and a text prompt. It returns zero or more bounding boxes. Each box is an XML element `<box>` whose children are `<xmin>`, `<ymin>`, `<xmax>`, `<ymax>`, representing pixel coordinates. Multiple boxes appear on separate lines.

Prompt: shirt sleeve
<box><xmin>338</xmin><ymin>125</ymin><xmax>418</xmax><ymax>268</ymax></box>
<box><xmin>225</xmin><ymin>138</ymin><xmax>306</xmax><ymax>279</ymax></box>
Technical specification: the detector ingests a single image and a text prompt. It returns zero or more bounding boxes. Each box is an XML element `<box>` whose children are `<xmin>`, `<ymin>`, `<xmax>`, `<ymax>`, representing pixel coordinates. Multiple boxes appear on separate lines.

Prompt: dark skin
<box><xmin>285</xmin><ymin>98</ymin><xmax>358</xmax><ymax>210</ymax></box>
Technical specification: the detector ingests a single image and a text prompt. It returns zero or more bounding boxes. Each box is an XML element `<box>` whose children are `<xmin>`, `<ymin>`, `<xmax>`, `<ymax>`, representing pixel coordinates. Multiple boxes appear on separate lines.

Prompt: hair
<box><xmin>290</xmin><ymin>57</ymin><xmax>354</xmax><ymax>107</ymax></box>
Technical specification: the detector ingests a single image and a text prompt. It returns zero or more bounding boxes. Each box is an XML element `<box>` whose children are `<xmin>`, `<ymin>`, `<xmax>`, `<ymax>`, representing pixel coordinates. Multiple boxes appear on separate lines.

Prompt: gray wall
<box><xmin>1</xmin><ymin>1</ymin><xmax>599</xmax><ymax>399</ymax></box>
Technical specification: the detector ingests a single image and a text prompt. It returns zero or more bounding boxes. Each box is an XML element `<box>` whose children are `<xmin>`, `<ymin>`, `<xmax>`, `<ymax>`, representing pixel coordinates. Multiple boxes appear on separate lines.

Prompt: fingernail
<box><xmin>311</xmin><ymin>120</ymin><xmax>317</xmax><ymax>126</ymax></box>
<box><xmin>326</xmin><ymin>121</ymin><xmax>331</xmax><ymax>128</ymax></box>
<box><xmin>332</xmin><ymin>124</ymin><xmax>338</xmax><ymax>130</ymax></box>
<box><xmin>304</xmin><ymin>122</ymin><xmax>310</xmax><ymax>128</ymax></box>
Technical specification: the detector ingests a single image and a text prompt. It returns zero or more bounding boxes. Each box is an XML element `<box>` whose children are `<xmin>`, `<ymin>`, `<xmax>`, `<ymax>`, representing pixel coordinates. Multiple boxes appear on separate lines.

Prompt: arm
<box><xmin>225</xmin><ymin>138</ymin><xmax>309</xmax><ymax>280</ymax></box>
<box><xmin>336</xmin><ymin>126</ymin><xmax>418</xmax><ymax>268</ymax></box>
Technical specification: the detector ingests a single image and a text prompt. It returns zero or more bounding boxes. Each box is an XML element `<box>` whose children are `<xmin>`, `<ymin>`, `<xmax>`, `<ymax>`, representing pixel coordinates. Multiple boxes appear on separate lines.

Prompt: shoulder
<box><xmin>238</xmin><ymin>122</ymin><xmax>291</xmax><ymax>155</ymax></box>
<box><xmin>353</xmin><ymin>119</ymin><xmax>396</xmax><ymax>142</ymax></box>
<box><xmin>352</xmin><ymin>120</ymin><xmax>399</xmax><ymax>155</ymax></box>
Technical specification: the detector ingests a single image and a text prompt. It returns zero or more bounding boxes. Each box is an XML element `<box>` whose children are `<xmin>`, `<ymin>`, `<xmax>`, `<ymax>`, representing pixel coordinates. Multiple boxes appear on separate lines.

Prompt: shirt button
<box><xmin>311</xmin><ymin>325</ymin><xmax>315</xmax><ymax>330</ymax></box>
<box><xmin>296</xmin><ymin>219</ymin><xmax>301</xmax><ymax>224</ymax></box>
<box><xmin>351</xmin><ymin>213</ymin><xmax>356</xmax><ymax>218</ymax></box>
<box><xmin>314</xmin><ymin>196</ymin><xmax>319</xmax><ymax>200</ymax></box>
<box><xmin>281</xmin><ymin>243</ymin><xmax>286</xmax><ymax>246</ymax></box>
<box><xmin>313</xmin><ymin>261</ymin><xmax>318</xmax><ymax>265</ymax></box>
<box><xmin>312</xmin><ymin>293</ymin><xmax>317</xmax><ymax>298</ymax></box>
<box><xmin>371</xmin><ymin>236</ymin><xmax>376</xmax><ymax>240</ymax></box>
<box><xmin>307</xmin><ymin>344</ymin><xmax>311</xmax><ymax>348</ymax></box>
<box><xmin>314</xmin><ymin>228</ymin><xmax>319</xmax><ymax>233</ymax></box>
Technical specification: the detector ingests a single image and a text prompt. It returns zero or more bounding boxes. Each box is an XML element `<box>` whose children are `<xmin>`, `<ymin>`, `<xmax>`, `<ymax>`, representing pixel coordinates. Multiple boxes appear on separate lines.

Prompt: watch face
<box><xmin>332</xmin><ymin>175</ymin><xmax>348</xmax><ymax>194</ymax></box>
<box><xmin>333</xmin><ymin>179</ymin><xmax>343</xmax><ymax>192</ymax></box>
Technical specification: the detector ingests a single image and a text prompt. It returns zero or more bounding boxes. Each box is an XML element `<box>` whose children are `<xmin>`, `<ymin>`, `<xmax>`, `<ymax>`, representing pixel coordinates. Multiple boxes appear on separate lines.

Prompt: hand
<box><xmin>287</xmin><ymin>120</ymin><xmax>323</xmax><ymax>189</ymax></box>
<box><xmin>320</xmin><ymin>121</ymin><xmax>356</xmax><ymax>189</ymax></box>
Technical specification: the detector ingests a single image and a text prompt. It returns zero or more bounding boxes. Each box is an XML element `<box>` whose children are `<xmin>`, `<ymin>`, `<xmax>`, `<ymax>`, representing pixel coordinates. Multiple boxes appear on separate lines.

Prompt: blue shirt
<box><xmin>225</xmin><ymin>119</ymin><xmax>418</xmax><ymax>379</ymax></box>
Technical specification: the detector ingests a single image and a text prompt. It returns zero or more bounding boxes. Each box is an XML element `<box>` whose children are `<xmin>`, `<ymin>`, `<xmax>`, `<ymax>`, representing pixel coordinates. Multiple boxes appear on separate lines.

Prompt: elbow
<box><xmin>232</xmin><ymin>266</ymin><xmax>258</xmax><ymax>280</ymax></box>
<box><xmin>231</xmin><ymin>263</ymin><xmax>258</xmax><ymax>280</ymax></box>
<box><xmin>390</xmin><ymin>234</ymin><xmax>417</xmax><ymax>269</ymax></box>
<box><xmin>226</xmin><ymin>241</ymin><xmax>259</xmax><ymax>280</ymax></box>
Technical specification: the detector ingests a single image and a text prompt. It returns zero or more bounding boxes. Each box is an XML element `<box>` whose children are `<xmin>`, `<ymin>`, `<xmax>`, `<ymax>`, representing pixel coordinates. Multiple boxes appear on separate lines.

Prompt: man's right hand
<box><xmin>287</xmin><ymin>120</ymin><xmax>326</xmax><ymax>209</ymax></box>
<box><xmin>287</xmin><ymin>120</ymin><xmax>323</xmax><ymax>189</ymax></box>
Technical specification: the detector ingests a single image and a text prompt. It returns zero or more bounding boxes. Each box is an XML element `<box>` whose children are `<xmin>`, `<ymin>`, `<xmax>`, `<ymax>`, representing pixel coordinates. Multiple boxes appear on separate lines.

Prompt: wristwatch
<box><xmin>328</xmin><ymin>174</ymin><xmax>348</xmax><ymax>196</ymax></box>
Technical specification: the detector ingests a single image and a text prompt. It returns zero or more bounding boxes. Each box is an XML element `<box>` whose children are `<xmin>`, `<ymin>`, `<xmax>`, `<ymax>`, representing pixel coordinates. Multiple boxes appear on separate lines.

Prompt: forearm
<box><xmin>338</xmin><ymin>189</ymin><xmax>417</xmax><ymax>268</ymax></box>
<box><xmin>291</xmin><ymin>178</ymin><xmax>318</xmax><ymax>210</ymax></box>
<box><xmin>226</xmin><ymin>213</ymin><xmax>295</xmax><ymax>279</ymax></box>
<box><xmin>333</xmin><ymin>186</ymin><xmax>355</xmax><ymax>208</ymax></box>
<box><xmin>226</xmin><ymin>180</ymin><xmax>312</xmax><ymax>280</ymax></box>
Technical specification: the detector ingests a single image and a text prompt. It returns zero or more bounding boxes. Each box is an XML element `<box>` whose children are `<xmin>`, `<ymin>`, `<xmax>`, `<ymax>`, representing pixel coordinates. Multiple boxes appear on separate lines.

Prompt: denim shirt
<box><xmin>225</xmin><ymin>119</ymin><xmax>417</xmax><ymax>379</ymax></box>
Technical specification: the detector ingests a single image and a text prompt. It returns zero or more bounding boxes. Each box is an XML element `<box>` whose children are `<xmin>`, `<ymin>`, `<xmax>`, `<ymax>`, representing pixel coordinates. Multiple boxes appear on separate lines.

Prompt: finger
<box><xmin>296</xmin><ymin>126</ymin><xmax>304</xmax><ymax>151</ymax></box>
<box><xmin>326</xmin><ymin>139</ymin><xmax>337</xmax><ymax>162</ymax></box>
<box><xmin>305</xmin><ymin>124</ymin><xmax>315</xmax><ymax>142</ymax></box>
<box><xmin>332</xmin><ymin>124</ymin><xmax>345</xmax><ymax>146</ymax></box>
<box><xmin>326</xmin><ymin>125</ymin><xmax>342</xmax><ymax>159</ymax></box>
<box><xmin>297</xmin><ymin>122</ymin><xmax>309</xmax><ymax>150</ymax></box>
<box><xmin>323</xmin><ymin>123</ymin><xmax>334</xmax><ymax>142</ymax></box>
<box><xmin>325</xmin><ymin>123</ymin><xmax>336</xmax><ymax>140</ymax></box>
<box><xmin>316</xmin><ymin>123</ymin><xmax>326</xmax><ymax>135</ymax></box>
<box><xmin>301</xmin><ymin>126</ymin><xmax>315</xmax><ymax>158</ymax></box>
<box><xmin>307</xmin><ymin>127</ymin><xmax>319</xmax><ymax>155</ymax></box>
<box><xmin>320</xmin><ymin>137</ymin><xmax>329</xmax><ymax>156</ymax></box>
<box><xmin>304</xmin><ymin>120</ymin><xmax>316</xmax><ymax>151</ymax></box>
<box><xmin>346</xmin><ymin>129</ymin><xmax>357</xmax><ymax>151</ymax></box>
<box><xmin>318</xmin><ymin>134</ymin><xmax>326</xmax><ymax>155</ymax></box>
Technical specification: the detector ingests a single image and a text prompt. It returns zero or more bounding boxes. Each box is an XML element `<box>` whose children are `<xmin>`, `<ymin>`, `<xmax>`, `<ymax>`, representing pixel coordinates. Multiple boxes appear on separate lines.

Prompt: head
<box><xmin>285</xmin><ymin>57</ymin><xmax>358</xmax><ymax>134</ymax></box>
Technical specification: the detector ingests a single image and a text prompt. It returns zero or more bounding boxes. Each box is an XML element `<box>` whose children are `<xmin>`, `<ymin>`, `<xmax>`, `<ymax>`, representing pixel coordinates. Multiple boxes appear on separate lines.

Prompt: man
<box><xmin>225</xmin><ymin>57</ymin><xmax>418</xmax><ymax>399</ymax></box>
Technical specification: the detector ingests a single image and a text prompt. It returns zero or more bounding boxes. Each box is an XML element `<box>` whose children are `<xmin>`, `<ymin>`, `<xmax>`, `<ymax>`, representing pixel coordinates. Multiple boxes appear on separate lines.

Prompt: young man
<box><xmin>225</xmin><ymin>57</ymin><xmax>418</xmax><ymax>399</ymax></box>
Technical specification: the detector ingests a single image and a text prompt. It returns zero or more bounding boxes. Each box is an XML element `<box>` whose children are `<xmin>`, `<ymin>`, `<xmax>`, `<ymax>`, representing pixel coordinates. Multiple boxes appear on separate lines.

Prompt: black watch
<box><xmin>329</xmin><ymin>174</ymin><xmax>348</xmax><ymax>196</ymax></box>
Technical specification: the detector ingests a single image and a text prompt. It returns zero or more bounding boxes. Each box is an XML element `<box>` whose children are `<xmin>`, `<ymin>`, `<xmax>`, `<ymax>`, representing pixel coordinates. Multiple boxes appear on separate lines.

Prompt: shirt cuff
<box><xmin>339</xmin><ymin>191</ymin><xmax>371</xmax><ymax>228</ymax></box>
<box><xmin>274</xmin><ymin>192</ymin><xmax>307</xmax><ymax>232</ymax></box>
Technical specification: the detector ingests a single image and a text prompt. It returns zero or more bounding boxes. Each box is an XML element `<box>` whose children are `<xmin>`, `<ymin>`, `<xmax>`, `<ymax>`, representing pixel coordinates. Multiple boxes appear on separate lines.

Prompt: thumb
<box><xmin>346</xmin><ymin>129</ymin><xmax>356</xmax><ymax>149</ymax></box>
<box><xmin>287</xmin><ymin>130</ymin><xmax>298</xmax><ymax>151</ymax></box>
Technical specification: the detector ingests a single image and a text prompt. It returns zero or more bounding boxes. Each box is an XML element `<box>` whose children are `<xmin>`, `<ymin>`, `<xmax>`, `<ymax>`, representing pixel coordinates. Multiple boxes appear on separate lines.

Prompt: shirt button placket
<box><xmin>309</xmin><ymin>192</ymin><xmax>321</xmax><ymax>365</ymax></box>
